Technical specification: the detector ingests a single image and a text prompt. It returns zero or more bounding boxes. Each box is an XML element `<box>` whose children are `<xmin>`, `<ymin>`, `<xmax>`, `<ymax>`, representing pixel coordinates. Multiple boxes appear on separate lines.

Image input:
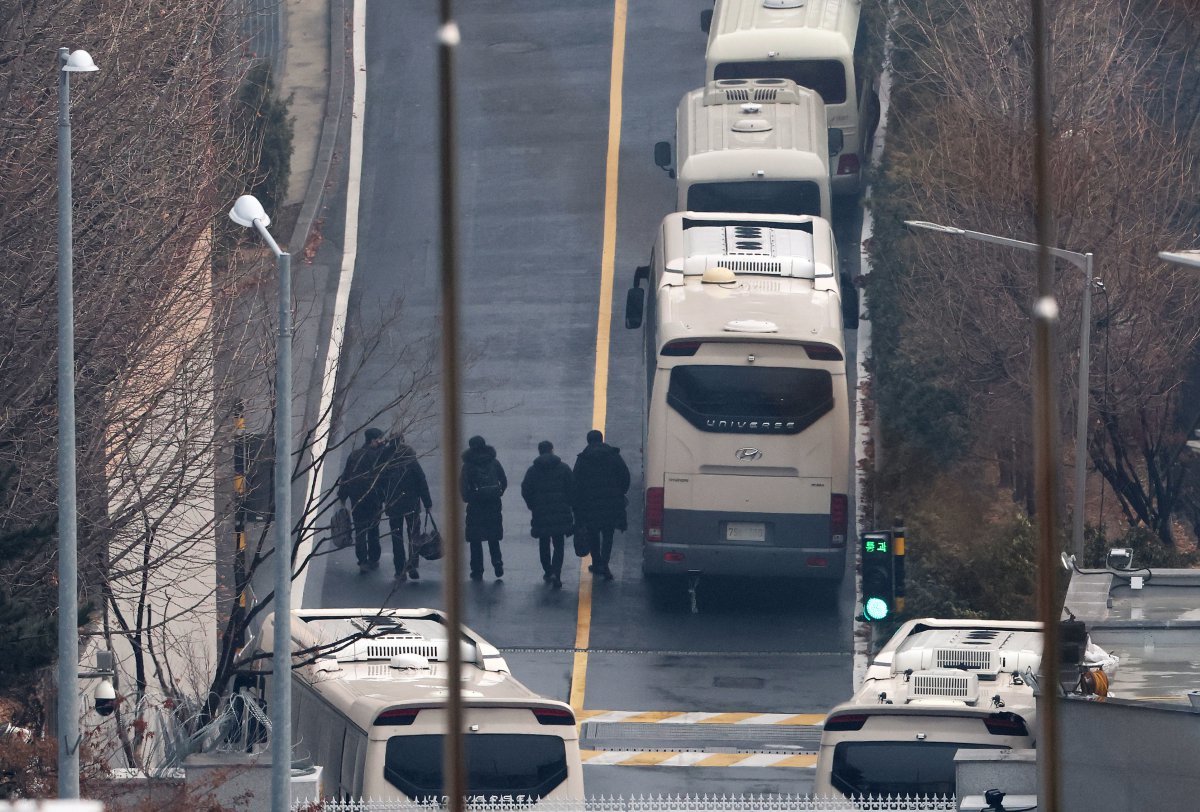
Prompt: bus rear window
<box><xmin>831</xmin><ymin>741</ymin><xmax>1008</xmax><ymax>798</ymax></box>
<box><xmin>687</xmin><ymin>181</ymin><xmax>823</xmax><ymax>218</ymax></box>
<box><xmin>714</xmin><ymin>60</ymin><xmax>847</xmax><ymax>105</ymax></box>
<box><xmin>384</xmin><ymin>734</ymin><xmax>568</xmax><ymax>801</ymax></box>
<box><xmin>667</xmin><ymin>365</ymin><xmax>834</xmax><ymax>434</ymax></box>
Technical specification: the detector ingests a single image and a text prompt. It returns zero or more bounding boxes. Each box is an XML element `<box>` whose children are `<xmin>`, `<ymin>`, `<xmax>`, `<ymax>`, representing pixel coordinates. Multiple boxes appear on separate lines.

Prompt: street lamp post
<box><xmin>904</xmin><ymin>219</ymin><xmax>1096</xmax><ymax>560</ymax></box>
<box><xmin>56</xmin><ymin>46</ymin><xmax>98</xmax><ymax>800</ymax></box>
<box><xmin>228</xmin><ymin>194</ymin><xmax>292</xmax><ymax>812</ymax></box>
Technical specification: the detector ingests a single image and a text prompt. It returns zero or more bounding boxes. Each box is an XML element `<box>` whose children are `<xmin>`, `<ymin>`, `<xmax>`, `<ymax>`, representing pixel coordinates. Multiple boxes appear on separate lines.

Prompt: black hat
<box><xmin>468</xmin><ymin>435</ymin><xmax>486</xmax><ymax>450</ymax></box>
<box><xmin>364</xmin><ymin>427</ymin><xmax>384</xmax><ymax>442</ymax></box>
<box><xmin>586</xmin><ymin>429</ymin><xmax>603</xmax><ymax>444</ymax></box>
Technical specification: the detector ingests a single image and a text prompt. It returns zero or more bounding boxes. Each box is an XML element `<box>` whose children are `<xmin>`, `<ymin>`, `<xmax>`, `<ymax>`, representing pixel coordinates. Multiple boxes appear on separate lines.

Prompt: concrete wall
<box><xmin>1059</xmin><ymin>697</ymin><xmax>1200</xmax><ymax>811</ymax></box>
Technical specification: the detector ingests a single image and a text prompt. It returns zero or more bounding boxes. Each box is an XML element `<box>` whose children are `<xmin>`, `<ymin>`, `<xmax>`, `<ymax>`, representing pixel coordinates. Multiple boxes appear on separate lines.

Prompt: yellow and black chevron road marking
<box><xmin>577</xmin><ymin>710</ymin><xmax>825</xmax><ymax>725</ymax></box>
<box><xmin>577</xmin><ymin>709</ymin><xmax>825</xmax><ymax>767</ymax></box>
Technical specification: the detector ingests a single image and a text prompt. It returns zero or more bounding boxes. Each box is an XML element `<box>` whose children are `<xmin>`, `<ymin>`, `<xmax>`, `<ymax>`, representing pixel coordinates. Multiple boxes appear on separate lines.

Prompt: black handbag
<box><xmin>418</xmin><ymin>511</ymin><xmax>444</xmax><ymax>561</ymax></box>
<box><xmin>331</xmin><ymin>506</ymin><xmax>353</xmax><ymax>550</ymax></box>
<box><xmin>573</xmin><ymin>525</ymin><xmax>596</xmax><ymax>558</ymax></box>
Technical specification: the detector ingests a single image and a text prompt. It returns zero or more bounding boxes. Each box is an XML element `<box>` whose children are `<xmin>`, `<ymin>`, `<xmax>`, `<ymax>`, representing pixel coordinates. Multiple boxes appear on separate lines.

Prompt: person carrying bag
<box><xmin>417</xmin><ymin>508</ymin><xmax>443</xmax><ymax>561</ymax></box>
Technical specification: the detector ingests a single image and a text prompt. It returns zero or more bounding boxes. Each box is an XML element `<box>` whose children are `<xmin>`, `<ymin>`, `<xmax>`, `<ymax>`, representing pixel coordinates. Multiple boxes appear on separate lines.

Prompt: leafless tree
<box><xmin>880</xmin><ymin>0</ymin><xmax>1200</xmax><ymax>544</ymax></box>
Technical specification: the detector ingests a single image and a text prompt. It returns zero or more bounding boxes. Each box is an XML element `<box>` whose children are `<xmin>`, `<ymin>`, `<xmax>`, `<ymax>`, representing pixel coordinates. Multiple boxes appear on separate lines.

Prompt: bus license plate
<box><xmin>726</xmin><ymin>522</ymin><xmax>766</xmax><ymax>542</ymax></box>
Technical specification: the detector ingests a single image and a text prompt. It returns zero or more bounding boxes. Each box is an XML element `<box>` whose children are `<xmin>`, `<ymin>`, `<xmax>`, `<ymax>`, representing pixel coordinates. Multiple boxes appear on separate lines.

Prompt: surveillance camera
<box><xmin>94</xmin><ymin>679</ymin><xmax>117</xmax><ymax>717</ymax></box>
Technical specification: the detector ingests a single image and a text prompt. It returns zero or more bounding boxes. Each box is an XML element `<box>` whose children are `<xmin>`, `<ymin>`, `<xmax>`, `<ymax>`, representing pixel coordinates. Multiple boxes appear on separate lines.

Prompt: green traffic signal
<box><xmin>864</xmin><ymin>596</ymin><xmax>890</xmax><ymax>621</ymax></box>
<box><xmin>860</xmin><ymin>531</ymin><xmax>895</xmax><ymax>623</ymax></box>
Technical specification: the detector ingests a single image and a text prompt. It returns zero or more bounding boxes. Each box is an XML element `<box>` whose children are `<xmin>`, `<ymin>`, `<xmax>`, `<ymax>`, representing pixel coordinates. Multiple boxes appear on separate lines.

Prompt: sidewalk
<box><xmin>276</xmin><ymin>0</ymin><xmax>331</xmax><ymax>216</ymax></box>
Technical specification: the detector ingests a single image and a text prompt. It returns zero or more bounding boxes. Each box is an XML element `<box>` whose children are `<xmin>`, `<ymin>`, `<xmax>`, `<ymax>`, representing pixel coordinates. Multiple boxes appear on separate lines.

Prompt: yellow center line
<box><xmin>572</xmin><ymin>0</ymin><xmax>628</xmax><ymax>718</ymax></box>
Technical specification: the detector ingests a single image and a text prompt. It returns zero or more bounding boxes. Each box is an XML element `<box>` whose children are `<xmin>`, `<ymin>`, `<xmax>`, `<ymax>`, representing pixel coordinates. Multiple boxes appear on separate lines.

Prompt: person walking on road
<box><xmin>521</xmin><ymin>440</ymin><xmax>574</xmax><ymax>589</ymax></box>
<box><xmin>572</xmin><ymin>429</ymin><xmax>630</xmax><ymax>580</ymax></box>
<box><xmin>382</xmin><ymin>433</ymin><xmax>432</xmax><ymax>582</ymax></box>
<box><xmin>460</xmin><ymin>435</ymin><xmax>507</xmax><ymax>580</ymax></box>
<box><xmin>338</xmin><ymin>427</ymin><xmax>389</xmax><ymax>573</ymax></box>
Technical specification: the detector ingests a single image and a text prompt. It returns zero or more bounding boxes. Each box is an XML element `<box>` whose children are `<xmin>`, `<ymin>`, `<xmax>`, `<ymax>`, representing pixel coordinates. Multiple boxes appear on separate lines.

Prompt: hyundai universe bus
<box><xmin>624</xmin><ymin>212</ymin><xmax>850</xmax><ymax>586</ymax></box>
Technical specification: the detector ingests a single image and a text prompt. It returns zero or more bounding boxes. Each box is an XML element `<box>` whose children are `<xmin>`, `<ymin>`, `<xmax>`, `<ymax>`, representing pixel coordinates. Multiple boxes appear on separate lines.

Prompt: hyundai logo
<box><xmin>734</xmin><ymin>447</ymin><xmax>762</xmax><ymax>461</ymax></box>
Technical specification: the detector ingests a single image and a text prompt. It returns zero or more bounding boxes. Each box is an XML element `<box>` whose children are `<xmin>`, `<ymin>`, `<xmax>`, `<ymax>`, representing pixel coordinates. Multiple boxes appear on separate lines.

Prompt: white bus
<box><xmin>654</xmin><ymin>79</ymin><xmax>833</xmax><ymax>220</ymax></box>
<box><xmin>701</xmin><ymin>0</ymin><xmax>875</xmax><ymax>195</ymax></box>
<box><xmin>257</xmin><ymin>608</ymin><xmax>584</xmax><ymax>802</ymax></box>
<box><xmin>814</xmin><ymin>618</ymin><xmax>1044</xmax><ymax>799</ymax></box>
<box><xmin>624</xmin><ymin>212</ymin><xmax>852</xmax><ymax>588</ymax></box>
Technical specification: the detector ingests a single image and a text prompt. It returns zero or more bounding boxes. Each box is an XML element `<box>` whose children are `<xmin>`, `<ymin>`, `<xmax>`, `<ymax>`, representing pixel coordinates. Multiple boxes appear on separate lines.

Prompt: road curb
<box><xmin>287</xmin><ymin>0</ymin><xmax>346</xmax><ymax>257</ymax></box>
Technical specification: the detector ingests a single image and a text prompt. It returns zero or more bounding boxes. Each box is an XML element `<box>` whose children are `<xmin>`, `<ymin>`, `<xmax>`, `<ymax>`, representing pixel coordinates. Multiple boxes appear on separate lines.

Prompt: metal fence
<box><xmin>301</xmin><ymin>796</ymin><xmax>958</xmax><ymax>811</ymax></box>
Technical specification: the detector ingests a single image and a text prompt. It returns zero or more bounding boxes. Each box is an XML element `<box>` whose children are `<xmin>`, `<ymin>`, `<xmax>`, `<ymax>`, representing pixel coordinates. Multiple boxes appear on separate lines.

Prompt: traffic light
<box><xmin>861</xmin><ymin>531</ymin><xmax>895</xmax><ymax>621</ymax></box>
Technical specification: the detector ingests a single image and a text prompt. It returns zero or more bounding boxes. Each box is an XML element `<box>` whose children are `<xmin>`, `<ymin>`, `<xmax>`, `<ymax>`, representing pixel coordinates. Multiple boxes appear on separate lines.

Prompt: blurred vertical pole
<box><xmin>1029</xmin><ymin>1</ymin><xmax>1062</xmax><ymax>810</ymax></box>
<box><xmin>437</xmin><ymin>2</ymin><xmax>466</xmax><ymax>809</ymax></box>
<box><xmin>56</xmin><ymin>45</ymin><xmax>81</xmax><ymax>801</ymax></box>
<box><xmin>270</xmin><ymin>249</ymin><xmax>293</xmax><ymax>812</ymax></box>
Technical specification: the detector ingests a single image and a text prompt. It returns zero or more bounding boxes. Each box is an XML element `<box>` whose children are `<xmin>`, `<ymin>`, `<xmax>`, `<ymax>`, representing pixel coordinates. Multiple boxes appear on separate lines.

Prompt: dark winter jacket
<box><xmin>337</xmin><ymin>442</ymin><xmax>389</xmax><ymax>508</ymax></box>
<box><xmin>521</xmin><ymin>453</ymin><xmax>575</xmax><ymax>539</ymax></box>
<box><xmin>572</xmin><ymin>443</ymin><xmax>631</xmax><ymax>532</ymax></box>
<box><xmin>381</xmin><ymin>441</ymin><xmax>432</xmax><ymax>516</ymax></box>
<box><xmin>460</xmin><ymin>444</ymin><xmax>507</xmax><ymax>543</ymax></box>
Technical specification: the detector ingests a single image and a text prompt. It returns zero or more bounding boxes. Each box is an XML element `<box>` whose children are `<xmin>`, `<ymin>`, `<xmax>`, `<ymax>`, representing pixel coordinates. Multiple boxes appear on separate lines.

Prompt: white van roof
<box><xmin>655</xmin><ymin>212</ymin><xmax>844</xmax><ymax>351</ymax></box>
<box><xmin>677</xmin><ymin>79</ymin><xmax>829</xmax><ymax>179</ymax></box>
<box><xmin>259</xmin><ymin>609</ymin><xmax>568</xmax><ymax>733</ymax></box>
<box><xmin>847</xmin><ymin>618</ymin><xmax>1043</xmax><ymax>715</ymax></box>
<box><xmin>708</xmin><ymin>0</ymin><xmax>861</xmax><ymax>61</ymax></box>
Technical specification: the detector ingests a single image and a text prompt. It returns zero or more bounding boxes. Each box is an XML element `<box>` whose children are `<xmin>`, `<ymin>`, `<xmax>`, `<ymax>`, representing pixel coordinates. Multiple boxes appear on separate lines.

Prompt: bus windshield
<box><xmin>714</xmin><ymin>59</ymin><xmax>848</xmax><ymax>104</ymax></box>
<box><xmin>831</xmin><ymin>741</ymin><xmax>1008</xmax><ymax>798</ymax></box>
<box><xmin>667</xmin><ymin>365</ymin><xmax>834</xmax><ymax>434</ymax></box>
<box><xmin>385</xmin><ymin>734</ymin><xmax>568</xmax><ymax>801</ymax></box>
<box><xmin>687</xmin><ymin>181</ymin><xmax>823</xmax><ymax>217</ymax></box>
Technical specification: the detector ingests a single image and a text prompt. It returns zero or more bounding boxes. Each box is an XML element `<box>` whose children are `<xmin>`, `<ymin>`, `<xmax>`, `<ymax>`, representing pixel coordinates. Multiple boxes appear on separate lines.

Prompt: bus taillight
<box><xmin>375</xmin><ymin>708</ymin><xmax>419</xmax><ymax>726</ymax></box>
<box><xmin>830</xmin><ymin>494</ymin><xmax>848</xmax><ymax>547</ymax></box>
<box><xmin>532</xmin><ymin>707</ymin><xmax>576</xmax><ymax>726</ymax></box>
<box><xmin>837</xmin><ymin>152</ymin><xmax>861</xmax><ymax>176</ymax></box>
<box><xmin>645</xmin><ymin>487</ymin><xmax>664</xmax><ymax>541</ymax></box>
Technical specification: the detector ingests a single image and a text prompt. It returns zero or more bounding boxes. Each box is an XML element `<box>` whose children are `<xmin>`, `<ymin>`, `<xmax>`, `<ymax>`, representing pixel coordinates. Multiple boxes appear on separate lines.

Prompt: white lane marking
<box><xmin>294</xmin><ymin>0</ymin><xmax>367</xmax><ymax>608</ymax></box>
<box><xmin>581</xmin><ymin>711</ymin><xmax>642</xmax><ymax>724</ymax></box>
<box><xmin>660</xmin><ymin>712</ymin><xmax>722</xmax><ymax>724</ymax></box>
<box><xmin>734</xmin><ymin>713</ymin><xmax>800</xmax><ymax>725</ymax></box>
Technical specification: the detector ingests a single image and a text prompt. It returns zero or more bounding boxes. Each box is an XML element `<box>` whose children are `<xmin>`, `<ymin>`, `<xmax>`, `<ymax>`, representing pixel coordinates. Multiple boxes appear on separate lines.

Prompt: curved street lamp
<box><xmin>228</xmin><ymin>193</ymin><xmax>292</xmax><ymax>812</ymax></box>
<box><xmin>904</xmin><ymin>219</ymin><xmax>1097</xmax><ymax>560</ymax></box>
<box><xmin>57</xmin><ymin>46</ymin><xmax>99</xmax><ymax>801</ymax></box>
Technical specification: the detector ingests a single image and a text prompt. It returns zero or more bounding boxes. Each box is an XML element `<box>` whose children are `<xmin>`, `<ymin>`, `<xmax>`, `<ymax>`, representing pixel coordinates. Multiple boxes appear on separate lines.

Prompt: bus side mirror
<box><xmin>840</xmin><ymin>272</ymin><xmax>860</xmax><ymax>330</ymax></box>
<box><xmin>828</xmin><ymin>128</ymin><xmax>845</xmax><ymax>158</ymax></box>
<box><xmin>625</xmin><ymin>265</ymin><xmax>650</xmax><ymax>329</ymax></box>
<box><xmin>653</xmin><ymin>141</ymin><xmax>675</xmax><ymax>178</ymax></box>
<box><xmin>700</xmin><ymin>8</ymin><xmax>713</xmax><ymax>34</ymax></box>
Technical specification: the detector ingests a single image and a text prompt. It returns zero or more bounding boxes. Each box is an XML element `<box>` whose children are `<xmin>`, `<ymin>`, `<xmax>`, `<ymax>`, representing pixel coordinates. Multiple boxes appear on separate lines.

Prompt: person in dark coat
<box><xmin>382</xmin><ymin>434</ymin><xmax>432</xmax><ymax>581</ymax></box>
<box><xmin>337</xmin><ymin>427</ymin><xmax>389</xmax><ymax>573</ymax></box>
<box><xmin>521</xmin><ymin>440</ymin><xmax>574</xmax><ymax>589</ymax></box>
<box><xmin>572</xmin><ymin>429</ymin><xmax>631</xmax><ymax>580</ymax></box>
<box><xmin>460</xmin><ymin>435</ymin><xmax>507</xmax><ymax>580</ymax></box>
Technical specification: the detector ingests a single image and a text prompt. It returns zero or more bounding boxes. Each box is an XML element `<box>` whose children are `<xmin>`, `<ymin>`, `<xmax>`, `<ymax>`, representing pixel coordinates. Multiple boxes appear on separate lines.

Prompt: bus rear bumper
<box><xmin>642</xmin><ymin>543</ymin><xmax>846</xmax><ymax>580</ymax></box>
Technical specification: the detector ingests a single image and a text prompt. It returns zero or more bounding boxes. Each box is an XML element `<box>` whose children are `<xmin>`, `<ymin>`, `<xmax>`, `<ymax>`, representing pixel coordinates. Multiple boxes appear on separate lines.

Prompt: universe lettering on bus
<box><xmin>705</xmin><ymin>418</ymin><xmax>797</xmax><ymax>431</ymax></box>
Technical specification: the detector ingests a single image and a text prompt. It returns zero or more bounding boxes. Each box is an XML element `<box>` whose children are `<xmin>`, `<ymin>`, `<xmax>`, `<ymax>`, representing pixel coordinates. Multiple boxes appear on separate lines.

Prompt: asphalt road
<box><xmin>302</xmin><ymin>0</ymin><xmax>863</xmax><ymax>795</ymax></box>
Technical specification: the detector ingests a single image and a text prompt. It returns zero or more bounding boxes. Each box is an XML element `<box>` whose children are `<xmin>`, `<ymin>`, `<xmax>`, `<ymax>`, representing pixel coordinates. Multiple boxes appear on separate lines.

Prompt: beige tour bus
<box><xmin>654</xmin><ymin>78</ymin><xmax>833</xmax><ymax>220</ymax></box>
<box><xmin>702</xmin><ymin>0</ymin><xmax>874</xmax><ymax>195</ymax></box>
<box><xmin>257</xmin><ymin>608</ymin><xmax>584</xmax><ymax>803</ymax></box>
<box><xmin>624</xmin><ymin>212</ymin><xmax>852</xmax><ymax>593</ymax></box>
